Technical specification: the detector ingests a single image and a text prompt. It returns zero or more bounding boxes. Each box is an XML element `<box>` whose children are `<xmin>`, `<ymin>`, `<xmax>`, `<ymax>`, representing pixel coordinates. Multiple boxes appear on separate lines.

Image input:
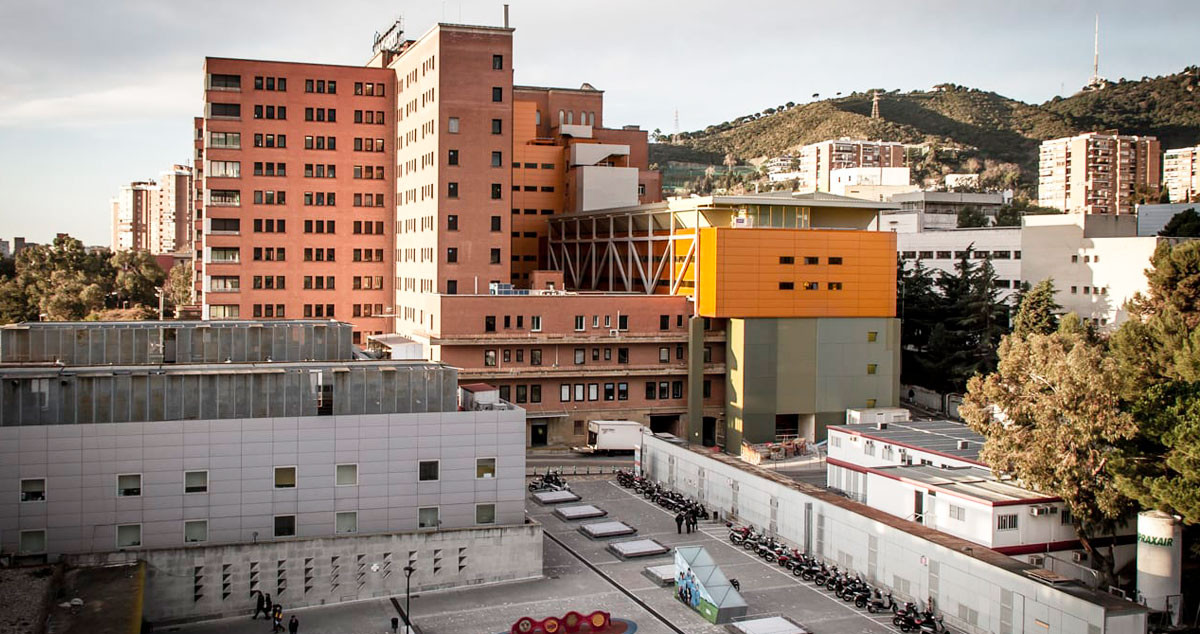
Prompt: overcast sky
<box><xmin>1</xmin><ymin>0</ymin><xmax>1197</xmax><ymax>246</ymax></box>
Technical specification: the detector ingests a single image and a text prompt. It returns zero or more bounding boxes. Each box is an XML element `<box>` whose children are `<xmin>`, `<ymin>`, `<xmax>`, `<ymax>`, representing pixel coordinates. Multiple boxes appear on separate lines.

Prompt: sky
<box><xmin>0</xmin><ymin>0</ymin><xmax>1197</xmax><ymax>246</ymax></box>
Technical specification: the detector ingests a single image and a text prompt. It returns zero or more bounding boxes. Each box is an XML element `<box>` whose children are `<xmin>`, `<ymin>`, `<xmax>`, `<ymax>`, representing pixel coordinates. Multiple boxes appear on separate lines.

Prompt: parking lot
<box><xmin>176</xmin><ymin>477</ymin><xmax>906</xmax><ymax>634</ymax></box>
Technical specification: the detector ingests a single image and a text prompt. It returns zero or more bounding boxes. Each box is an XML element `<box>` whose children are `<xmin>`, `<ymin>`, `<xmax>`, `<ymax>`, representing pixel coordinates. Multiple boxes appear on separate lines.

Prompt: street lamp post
<box><xmin>403</xmin><ymin>565</ymin><xmax>416</xmax><ymax>631</ymax></box>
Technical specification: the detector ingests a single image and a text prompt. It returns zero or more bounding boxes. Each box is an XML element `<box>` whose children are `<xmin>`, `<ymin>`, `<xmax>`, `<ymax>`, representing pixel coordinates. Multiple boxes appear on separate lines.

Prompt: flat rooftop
<box><xmin>828</xmin><ymin>419</ymin><xmax>985</xmax><ymax>464</ymax></box>
<box><xmin>871</xmin><ymin>464</ymin><xmax>1059</xmax><ymax>505</ymax></box>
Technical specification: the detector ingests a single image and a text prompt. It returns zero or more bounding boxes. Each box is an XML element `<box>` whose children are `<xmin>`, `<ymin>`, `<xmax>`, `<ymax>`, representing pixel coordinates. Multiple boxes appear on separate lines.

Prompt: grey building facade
<box><xmin>0</xmin><ymin>321</ymin><xmax>537</xmax><ymax>623</ymax></box>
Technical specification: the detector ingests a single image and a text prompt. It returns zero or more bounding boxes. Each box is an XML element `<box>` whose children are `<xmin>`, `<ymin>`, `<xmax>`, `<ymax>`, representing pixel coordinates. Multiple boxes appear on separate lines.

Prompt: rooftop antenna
<box><xmin>674</xmin><ymin>108</ymin><xmax>679</xmax><ymax>138</ymax></box>
<box><xmin>871</xmin><ymin>90</ymin><xmax>880</xmax><ymax>119</ymax></box>
<box><xmin>1092</xmin><ymin>14</ymin><xmax>1100</xmax><ymax>82</ymax></box>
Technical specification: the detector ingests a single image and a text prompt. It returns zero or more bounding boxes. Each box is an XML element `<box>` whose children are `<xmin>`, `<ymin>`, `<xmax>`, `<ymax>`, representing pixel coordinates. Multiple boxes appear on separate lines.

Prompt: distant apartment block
<box><xmin>110</xmin><ymin>165</ymin><xmax>194</xmax><ymax>254</ymax></box>
<box><xmin>796</xmin><ymin>139</ymin><xmax>907</xmax><ymax>193</ymax></box>
<box><xmin>0</xmin><ymin>238</ymin><xmax>9</xmax><ymax>258</ymax></box>
<box><xmin>1037</xmin><ymin>132</ymin><xmax>1162</xmax><ymax>214</ymax></box>
<box><xmin>1164</xmin><ymin>145</ymin><xmax>1200</xmax><ymax>203</ymax></box>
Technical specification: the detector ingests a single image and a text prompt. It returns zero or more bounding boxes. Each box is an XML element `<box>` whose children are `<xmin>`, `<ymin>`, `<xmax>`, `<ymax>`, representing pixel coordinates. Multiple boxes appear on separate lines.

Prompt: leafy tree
<box><xmin>1113</xmin><ymin>381</ymin><xmax>1200</xmax><ymax>525</ymax></box>
<box><xmin>994</xmin><ymin>205</ymin><xmax>1022</xmax><ymax>227</ymax></box>
<box><xmin>165</xmin><ymin>263</ymin><xmax>193</xmax><ymax>311</ymax></box>
<box><xmin>960</xmin><ymin>320</ymin><xmax>1137</xmax><ymax>587</ymax></box>
<box><xmin>1131</xmin><ymin>241</ymin><xmax>1200</xmax><ymax>328</ymax></box>
<box><xmin>1158</xmin><ymin>208</ymin><xmax>1200</xmax><ymax>237</ymax></box>
<box><xmin>1011</xmin><ymin>279</ymin><xmax>1061</xmax><ymax>337</ymax></box>
<box><xmin>956</xmin><ymin>205</ymin><xmax>989</xmax><ymax>228</ymax></box>
<box><xmin>110</xmin><ymin>249</ymin><xmax>166</xmax><ymax>311</ymax></box>
<box><xmin>10</xmin><ymin>236</ymin><xmax>112</xmax><ymax>321</ymax></box>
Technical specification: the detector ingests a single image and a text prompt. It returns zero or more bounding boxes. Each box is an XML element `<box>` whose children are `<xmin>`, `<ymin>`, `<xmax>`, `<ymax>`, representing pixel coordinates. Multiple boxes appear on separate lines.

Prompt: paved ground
<box><xmin>173</xmin><ymin>478</ymin><xmax>905</xmax><ymax>634</ymax></box>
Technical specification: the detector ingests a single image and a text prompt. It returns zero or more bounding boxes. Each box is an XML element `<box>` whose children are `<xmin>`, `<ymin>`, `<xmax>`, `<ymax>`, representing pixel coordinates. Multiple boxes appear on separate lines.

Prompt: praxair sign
<box><xmin>1137</xmin><ymin>533</ymin><xmax>1174</xmax><ymax>547</ymax></box>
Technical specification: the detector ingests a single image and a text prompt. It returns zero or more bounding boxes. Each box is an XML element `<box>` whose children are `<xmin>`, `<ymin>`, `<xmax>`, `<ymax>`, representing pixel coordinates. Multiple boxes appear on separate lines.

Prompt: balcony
<box><xmin>457</xmin><ymin>362</ymin><xmax>727</xmax><ymax>381</ymax></box>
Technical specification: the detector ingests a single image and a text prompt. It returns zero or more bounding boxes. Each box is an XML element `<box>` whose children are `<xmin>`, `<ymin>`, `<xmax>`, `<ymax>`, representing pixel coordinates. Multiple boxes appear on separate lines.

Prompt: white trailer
<box><xmin>574</xmin><ymin>420</ymin><xmax>644</xmax><ymax>454</ymax></box>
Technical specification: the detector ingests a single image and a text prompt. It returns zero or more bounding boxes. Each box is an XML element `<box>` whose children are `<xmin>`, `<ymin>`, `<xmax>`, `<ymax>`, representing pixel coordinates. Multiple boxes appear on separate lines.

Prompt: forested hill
<box><xmin>651</xmin><ymin>67</ymin><xmax>1200</xmax><ymax>180</ymax></box>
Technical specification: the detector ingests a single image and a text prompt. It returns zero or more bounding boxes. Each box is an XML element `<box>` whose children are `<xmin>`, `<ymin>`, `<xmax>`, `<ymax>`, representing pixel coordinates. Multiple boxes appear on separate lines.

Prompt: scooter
<box><xmin>866</xmin><ymin>589</ymin><xmax>896</xmax><ymax>614</ymax></box>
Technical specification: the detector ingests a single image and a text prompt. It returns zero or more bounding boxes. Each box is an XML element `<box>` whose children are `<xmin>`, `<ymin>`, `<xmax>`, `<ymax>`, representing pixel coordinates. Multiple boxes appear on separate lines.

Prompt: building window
<box><xmin>703</xmin><ymin>380</ymin><xmax>712</xmax><ymax>398</ymax></box>
<box><xmin>476</xmin><ymin>458</ymin><xmax>496</xmax><ymax>479</ymax></box>
<box><xmin>484</xmin><ymin>350</ymin><xmax>497</xmax><ymax>367</ymax></box>
<box><xmin>531</xmin><ymin>349</ymin><xmax>543</xmax><ymax>365</ymax></box>
<box><xmin>184</xmin><ymin>520</ymin><xmax>208</xmax><ymax>543</ymax></box>
<box><xmin>867</xmin><ymin>331</ymin><xmax>878</xmax><ymax>342</ymax></box>
<box><xmin>448</xmin><ymin>117</ymin><xmax>459</xmax><ymax>133</ymax></box>
<box><xmin>618</xmin><ymin>348</ymin><xmax>629</xmax><ymax>364</ymax></box>
<box><xmin>332</xmin><ymin>511</ymin><xmax>358</xmax><ymax>534</ymax></box>
<box><xmin>560</xmin><ymin>384</ymin><xmax>571</xmax><ymax>402</ymax></box>
<box><xmin>659</xmin><ymin>347</ymin><xmax>670</xmax><ymax>363</ymax></box>
<box><xmin>672</xmin><ymin>381</ymin><xmax>683</xmax><ymax>399</ymax></box>
<box><xmin>997</xmin><ymin>514</ymin><xmax>1019</xmax><ymax>531</ymax></box>
<box><xmin>274</xmin><ymin>515</ymin><xmax>296</xmax><ymax>538</ymax></box>
<box><xmin>531</xmin><ymin>316</ymin><xmax>542</xmax><ymax>331</ymax></box>
<box><xmin>448</xmin><ymin>149</ymin><xmax>459</xmax><ymax>165</ymax></box>
<box><xmin>20</xmin><ymin>478</ymin><xmax>45</xmax><ymax>502</ymax></box>
<box><xmin>336</xmin><ymin>464</ymin><xmax>358</xmax><ymax>486</ymax></box>
<box><xmin>575</xmin><ymin>315</ymin><xmax>585</xmax><ymax>331</ymax></box>
<box><xmin>492</xmin><ymin>54</ymin><xmax>503</xmax><ymax>70</ymax></box>
<box><xmin>867</xmin><ymin>364</ymin><xmax>878</xmax><ymax>375</ymax></box>
<box><xmin>274</xmin><ymin>466</ymin><xmax>296</xmax><ymax>489</ymax></box>
<box><xmin>829</xmin><ymin>257</ymin><xmax>843</xmax><ymax>265</ymax></box>
<box><xmin>779</xmin><ymin>282</ymin><xmax>795</xmax><ymax>290</ymax></box>
<box><xmin>949</xmin><ymin>505</ymin><xmax>966</xmax><ymax>522</ymax></box>
<box><xmin>587</xmin><ymin>384</ymin><xmax>599</xmax><ymax>401</ymax></box>
<box><xmin>447</xmin><ymin>247</ymin><xmax>458</xmax><ymax>263</ymax></box>
<box><xmin>19</xmin><ymin>530</ymin><xmax>46</xmax><ymax>555</ymax></box>
<box><xmin>491</xmin><ymin>248</ymin><xmax>501</xmax><ymax>264</ymax></box>
<box><xmin>646</xmin><ymin>381</ymin><xmax>656</xmax><ymax>400</ymax></box>
<box><xmin>491</xmin><ymin>183</ymin><xmax>502</xmax><ymax>199</ymax></box>
<box><xmin>184</xmin><ymin>471</ymin><xmax>208</xmax><ymax>494</ymax></box>
<box><xmin>574</xmin><ymin>348</ymin><xmax>585</xmax><ymax>364</ymax></box>
<box><xmin>485</xmin><ymin>315</ymin><xmax>496</xmax><ymax>332</ymax></box>
<box><xmin>448</xmin><ymin>182</ymin><xmax>459</xmax><ymax>198</ymax></box>
<box><xmin>116</xmin><ymin>524</ymin><xmax>142</xmax><ymax>548</ymax></box>
<box><xmin>117</xmin><ymin>474</ymin><xmax>142</xmax><ymax>497</ymax></box>
<box><xmin>492</xmin><ymin>87</ymin><xmax>503</xmax><ymax>102</ymax></box>
<box><xmin>491</xmin><ymin>151</ymin><xmax>503</xmax><ymax>167</ymax></box>
<box><xmin>418</xmin><ymin>507</ymin><xmax>439</xmax><ymax>529</ymax></box>
<box><xmin>779</xmin><ymin>256</ymin><xmax>795</xmax><ymax>264</ymax></box>
<box><xmin>828</xmin><ymin>282</ymin><xmax>843</xmax><ymax>290</ymax></box>
<box><xmin>476</xmin><ymin>503</ymin><xmax>496</xmax><ymax>525</ymax></box>
<box><xmin>617</xmin><ymin>382</ymin><xmax>628</xmax><ymax>401</ymax></box>
<box><xmin>574</xmin><ymin>383</ymin><xmax>585</xmax><ymax>401</ymax></box>
<box><xmin>531</xmin><ymin>384</ymin><xmax>541</xmax><ymax>403</ymax></box>
<box><xmin>418</xmin><ymin>460</ymin><xmax>439</xmax><ymax>482</ymax></box>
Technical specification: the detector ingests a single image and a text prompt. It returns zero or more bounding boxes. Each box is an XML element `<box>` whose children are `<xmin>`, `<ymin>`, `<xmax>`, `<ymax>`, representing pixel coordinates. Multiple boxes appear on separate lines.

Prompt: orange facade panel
<box><xmin>692</xmin><ymin>228</ymin><xmax>896</xmax><ymax>319</ymax></box>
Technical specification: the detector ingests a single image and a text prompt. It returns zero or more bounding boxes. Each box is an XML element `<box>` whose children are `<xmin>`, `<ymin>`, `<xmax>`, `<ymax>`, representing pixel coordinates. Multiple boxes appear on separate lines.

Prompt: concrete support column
<box><xmin>686</xmin><ymin>315</ymin><xmax>705</xmax><ymax>445</ymax></box>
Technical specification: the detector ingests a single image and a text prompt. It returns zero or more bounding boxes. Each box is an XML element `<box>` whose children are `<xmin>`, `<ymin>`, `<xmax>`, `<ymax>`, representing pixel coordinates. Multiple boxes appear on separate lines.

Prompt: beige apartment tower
<box><xmin>1164</xmin><ymin>145</ymin><xmax>1200</xmax><ymax>203</ymax></box>
<box><xmin>110</xmin><ymin>165</ymin><xmax>194</xmax><ymax>253</ymax></box>
<box><xmin>797</xmin><ymin>139</ymin><xmax>906</xmax><ymax>193</ymax></box>
<box><xmin>1037</xmin><ymin>132</ymin><xmax>1162</xmax><ymax>214</ymax></box>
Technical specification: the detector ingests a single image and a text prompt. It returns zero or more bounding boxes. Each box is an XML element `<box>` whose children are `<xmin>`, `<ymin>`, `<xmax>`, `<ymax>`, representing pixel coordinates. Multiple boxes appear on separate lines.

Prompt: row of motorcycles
<box><xmin>528</xmin><ymin>469</ymin><xmax>572</xmax><ymax>492</ymax></box>
<box><xmin>616</xmin><ymin>469</ymin><xmax>709</xmax><ymax>517</ymax></box>
<box><xmin>728</xmin><ymin>523</ymin><xmax>949</xmax><ymax>633</ymax></box>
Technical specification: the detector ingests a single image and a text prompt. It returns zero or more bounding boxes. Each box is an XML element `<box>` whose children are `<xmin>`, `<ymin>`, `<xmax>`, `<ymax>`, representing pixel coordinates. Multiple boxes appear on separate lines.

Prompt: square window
<box><xmin>336</xmin><ymin>464</ymin><xmax>358</xmax><ymax>486</ymax></box>
<box><xmin>184</xmin><ymin>470</ymin><xmax>208</xmax><ymax>494</ymax></box>
<box><xmin>418</xmin><ymin>460</ymin><xmax>439</xmax><ymax>481</ymax></box>
<box><xmin>336</xmin><ymin>511</ymin><xmax>358</xmax><ymax>534</ymax></box>
<box><xmin>20</xmin><ymin>478</ymin><xmax>45</xmax><ymax>502</ymax></box>
<box><xmin>116</xmin><ymin>524</ymin><xmax>141</xmax><ymax>548</ymax></box>
<box><xmin>867</xmin><ymin>364</ymin><xmax>878</xmax><ymax>375</ymax></box>
<box><xmin>418</xmin><ymin>507</ymin><xmax>439</xmax><ymax>529</ymax></box>
<box><xmin>476</xmin><ymin>458</ymin><xmax>496</xmax><ymax>479</ymax></box>
<box><xmin>867</xmin><ymin>331</ymin><xmax>878</xmax><ymax>343</ymax></box>
<box><xmin>19</xmin><ymin>529</ymin><xmax>46</xmax><ymax>554</ymax></box>
<box><xmin>184</xmin><ymin>520</ymin><xmax>208</xmax><ymax>543</ymax></box>
<box><xmin>274</xmin><ymin>466</ymin><xmax>296</xmax><ymax>488</ymax></box>
<box><xmin>274</xmin><ymin>515</ymin><xmax>296</xmax><ymax>537</ymax></box>
<box><xmin>477</xmin><ymin>503</ymin><xmax>496</xmax><ymax>525</ymax></box>
<box><xmin>117</xmin><ymin>474</ymin><xmax>141</xmax><ymax>497</ymax></box>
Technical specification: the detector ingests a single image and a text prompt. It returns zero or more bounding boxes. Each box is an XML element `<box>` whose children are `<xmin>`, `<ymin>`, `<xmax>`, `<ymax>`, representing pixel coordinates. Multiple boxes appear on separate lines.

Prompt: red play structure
<box><xmin>510</xmin><ymin>610</ymin><xmax>624</xmax><ymax>633</ymax></box>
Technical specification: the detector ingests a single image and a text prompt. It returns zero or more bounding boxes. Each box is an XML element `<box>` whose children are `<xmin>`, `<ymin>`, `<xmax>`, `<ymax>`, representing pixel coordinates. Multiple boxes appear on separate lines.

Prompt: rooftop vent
<box><xmin>877</xmin><ymin>422</ymin><xmax>888</xmax><ymax>430</ymax></box>
<box><xmin>957</xmin><ymin>440</ymin><xmax>969</xmax><ymax>450</ymax></box>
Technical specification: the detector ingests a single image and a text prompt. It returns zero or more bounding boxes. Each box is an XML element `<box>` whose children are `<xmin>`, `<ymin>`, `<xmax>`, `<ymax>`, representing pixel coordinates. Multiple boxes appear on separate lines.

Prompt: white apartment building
<box><xmin>829</xmin><ymin>166</ymin><xmax>910</xmax><ymax>196</ymax></box>
<box><xmin>1164</xmin><ymin>145</ymin><xmax>1199</xmax><ymax>203</ymax></box>
<box><xmin>796</xmin><ymin>139</ymin><xmax>907</xmax><ymax>193</ymax></box>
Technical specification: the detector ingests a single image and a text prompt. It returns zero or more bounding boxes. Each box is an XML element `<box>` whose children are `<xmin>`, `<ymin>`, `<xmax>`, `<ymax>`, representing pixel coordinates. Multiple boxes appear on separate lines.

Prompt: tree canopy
<box><xmin>1011</xmin><ymin>279</ymin><xmax>1061</xmax><ymax>337</ymax></box>
<box><xmin>956</xmin><ymin>205</ymin><xmax>989</xmax><ymax>228</ymax></box>
<box><xmin>1158</xmin><ymin>208</ymin><xmax>1200</xmax><ymax>237</ymax></box>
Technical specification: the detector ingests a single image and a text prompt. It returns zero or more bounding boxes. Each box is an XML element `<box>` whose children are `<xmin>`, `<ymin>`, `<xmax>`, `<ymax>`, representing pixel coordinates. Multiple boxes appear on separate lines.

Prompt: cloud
<box><xmin>0</xmin><ymin>70</ymin><xmax>196</xmax><ymax>128</ymax></box>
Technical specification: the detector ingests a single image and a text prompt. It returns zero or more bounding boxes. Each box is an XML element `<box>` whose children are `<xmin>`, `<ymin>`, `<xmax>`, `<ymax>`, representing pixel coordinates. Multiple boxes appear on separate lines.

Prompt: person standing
<box><xmin>251</xmin><ymin>590</ymin><xmax>268</xmax><ymax>620</ymax></box>
<box><xmin>272</xmin><ymin>604</ymin><xmax>283</xmax><ymax>633</ymax></box>
<box><xmin>674</xmin><ymin>512</ymin><xmax>684</xmax><ymax>534</ymax></box>
<box><xmin>288</xmin><ymin>615</ymin><xmax>299</xmax><ymax>634</ymax></box>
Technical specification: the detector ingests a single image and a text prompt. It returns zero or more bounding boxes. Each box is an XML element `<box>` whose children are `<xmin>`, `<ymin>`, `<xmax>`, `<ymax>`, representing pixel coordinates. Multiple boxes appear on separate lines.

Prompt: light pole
<box><xmin>403</xmin><ymin>565</ymin><xmax>416</xmax><ymax>631</ymax></box>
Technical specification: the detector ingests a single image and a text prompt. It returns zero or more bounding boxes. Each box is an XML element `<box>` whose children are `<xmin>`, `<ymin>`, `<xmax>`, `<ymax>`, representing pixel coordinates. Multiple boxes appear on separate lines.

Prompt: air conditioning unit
<box><xmin>1029</xmin><ymin>506</ymin><xmax>1050</xmax><ymax>517</ymax></box>
<box><xmin>609</xmin><ymin>329</ymin><xmax>619</xmax><ymax>337</ymax></box>
<box><xmin>1029</xmin><ymin>555</ymin><xmax>1045</xmax><ymax>567</ymax></box>
<box><xmin>1072</xmin><ymin>551</ymin><xmax>1088</xmax><ymax>564</ymax></box>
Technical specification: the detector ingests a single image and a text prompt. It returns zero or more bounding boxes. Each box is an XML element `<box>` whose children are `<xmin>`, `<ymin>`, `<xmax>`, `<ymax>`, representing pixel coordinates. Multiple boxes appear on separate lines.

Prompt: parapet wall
<box><xmin>66</xmin><ymin>522</ymin><xmax>543</xmax><ymax>624</ymax></box>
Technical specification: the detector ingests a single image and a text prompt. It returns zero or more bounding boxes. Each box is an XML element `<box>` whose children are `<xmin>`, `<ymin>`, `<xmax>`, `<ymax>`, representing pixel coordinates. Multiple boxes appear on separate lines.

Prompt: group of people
<box><xmin>674</xmin><ymin>508</ymin><xmax>703</xmax><ymax>534</ymax></box>
<box><xmin>252</xmin><ymin>590</ymin><xmax>299</xmax><ymax>633</ymax></box>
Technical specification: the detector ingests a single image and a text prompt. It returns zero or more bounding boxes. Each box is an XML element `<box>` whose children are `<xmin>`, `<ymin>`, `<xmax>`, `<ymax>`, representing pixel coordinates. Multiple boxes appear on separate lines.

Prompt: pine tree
<box><xmin>1012</xmin><ymin>279</ymin><xmax>1061</xmax><ymax>337</ymax></box>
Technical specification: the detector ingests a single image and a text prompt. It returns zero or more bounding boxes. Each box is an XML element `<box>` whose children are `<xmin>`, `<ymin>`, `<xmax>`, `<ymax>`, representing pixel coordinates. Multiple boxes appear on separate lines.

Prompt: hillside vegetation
<box><xmin>651</xmin><ymin>67</ymin><xmax>1200</xmax><ymax>187</ymax></box>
